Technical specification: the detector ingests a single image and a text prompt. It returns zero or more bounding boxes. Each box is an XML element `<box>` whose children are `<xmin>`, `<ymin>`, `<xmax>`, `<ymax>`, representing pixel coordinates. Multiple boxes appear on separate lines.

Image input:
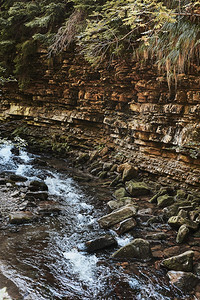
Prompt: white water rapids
<box><xmin>0</xmin><ymin>141</ymin><xmax>177</xmax><ymax>299</ymax></box>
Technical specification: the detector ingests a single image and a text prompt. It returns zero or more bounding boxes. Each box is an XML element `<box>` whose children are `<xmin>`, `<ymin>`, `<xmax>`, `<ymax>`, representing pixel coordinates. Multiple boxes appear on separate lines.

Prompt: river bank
<box><xmin>0</xmin><ymin>127</ymin><xmax>199</xmax><ymax>299</ymax></box>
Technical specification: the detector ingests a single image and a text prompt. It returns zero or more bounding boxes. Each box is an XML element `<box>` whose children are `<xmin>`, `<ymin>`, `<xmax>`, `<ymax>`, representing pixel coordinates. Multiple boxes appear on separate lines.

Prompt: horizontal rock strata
<box><xmin>0</xmin><ymin>50</ymin><xmax>199</xmax><ymax>186</ymax></box>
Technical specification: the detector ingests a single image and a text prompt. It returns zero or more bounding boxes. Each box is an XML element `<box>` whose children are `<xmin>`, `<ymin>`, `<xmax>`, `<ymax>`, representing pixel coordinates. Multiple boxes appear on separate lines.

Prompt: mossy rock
<box><xmin>176</xmin><ymin>225</ymin><xmax>189</xmax><ymax>244</ymax></box>
<box><xmin>125</xmin><ymin>181</ymin><xmax>151</xmax><ymax>197</ymax></box>
<box><xmin>168</xmin><ymin>216</ymin><xmax>199</xmax><ymax>231</ymax></box>
<box><xmin>157</xmin><ymin>195</ymin><xmax>174</xmax><ymax>208</ymax></box>
<box><xmin>112</xmin><ymin>238</ymin><xmax>152</xmax><ymax>260</ymax></box>
<box><xmin>114</xmin><ymin>187</ymin><xmax>129</xmax><ymax>200</ymax></box>
<box><xmin>161</xmin><ymin>251</ymin><xmax>194</xmax><ymax>271</ymax></box>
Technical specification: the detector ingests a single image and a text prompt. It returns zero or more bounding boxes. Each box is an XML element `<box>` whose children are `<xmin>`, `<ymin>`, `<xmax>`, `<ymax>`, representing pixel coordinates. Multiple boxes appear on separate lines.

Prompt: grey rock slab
<box><xmin>125</xmin><ymin>181</ymin><xmax>151</xmax><ymax>197</ymax></box>
<box><xmin>117</xmin><ymin>217</ymin><xmax>137</xmax><ymax>235</ymax></box>
<box><xmin>112</xmin><ymin>238</ymin><xmax>152</xmax><ymax>260</ymax></box>
<box><xmin>98</xmin><ymin>205</ymin><xmax>137</xmax><ymax>229</ymax></box>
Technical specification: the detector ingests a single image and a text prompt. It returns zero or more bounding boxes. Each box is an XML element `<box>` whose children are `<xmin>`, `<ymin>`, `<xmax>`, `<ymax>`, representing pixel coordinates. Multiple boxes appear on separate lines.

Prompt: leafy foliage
<box><xmin>0</xmin><ymin>0</ymin><xmax>73</xmax><ymax>89</ymax></box>
<box><xmin>1</xmin><ymin>0</ymin><xmax>200</xmax><ymax>89</ymax></box>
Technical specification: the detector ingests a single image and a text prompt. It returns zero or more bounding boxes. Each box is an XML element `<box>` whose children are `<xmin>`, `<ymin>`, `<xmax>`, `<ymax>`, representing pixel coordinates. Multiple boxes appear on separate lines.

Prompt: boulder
<box><xmin>122</xmin><ymin>165</ymin><xmax>138</xmax><ymax>182</ymax></box>
<box><xmin>29</xmin><ymin>180</ymin><xmax>48</xmax><ymax>191</ymax></box>
<box><xmin>114</xmin><ymin>187</ymin><xmax>129</xmax><ymax>200</ymax></box>
<box><xmin>168</xmin><ymin>216</ymin><xmax>199</xmax><ymax>231</ymax></box>
<box><xmin>85</xmin><ymin>234</ymin><xmax>117</xmax><ymax>252</ymax></box>
<box><xmin>161</xmin><ymin>250</ymin><xmax>194</xmax><ymax>271</ymax></box>
<box><xmin>125</xmin><ymin>181</ymin><xmax>151</xmax><ymax>197</ymax></box>
<box><xmin>117</xmin><ymin>217</ymin><xmax>137</xmax><ymax>235</ymax></box>
<box><xmin>117</xmin><ymin>162</ymin><xmax>131</xmax><ymax>173</ymax></box>
<box><xmin>25</xmin><ymin>191</ymin><xmax>48</xmax><ymax>201</ymax></box>
<box><xmin>176</xmin><ymin>224</ymin><xmax>189</xmax><ymax>244</ymax></box>
<box><xmin>37</xmin><ymin>201</ymin><xmax>61</xmax><ymax>215</ymax></box>
<box><xmin>98</xmin><ymin>205</ymin><xmax>137</xmax><ymax>229</ymax></box>
<box><xmin>107</xmin><ymin>197</ymin><xmax>136</xmax><ymax>211</ymax></box>
<box><xmin>9</xmin><ymin>211</ymin><xmax>36</xmax><ymax>224</ymax></box>
<box><xmin>112</xmin><ymin>238</ymin><xmax>152</xmax><ymax>260</ymax></box>
<box><xmin>167</xmin><ymin>271</ymin><xmax>200</xmax><ymax>291</ymax></box>
<box><xmin>157</xmin><ymin>195</ymin><xmax>174</xmax><ymax>208</ymax></box>
<box><xmin>9</xmin><ymin>174</ymin><xmax>27</xmax><ymax>182</ymax></box>
<box><xmin>0</xmin><ymin>178</ymin><xmax>6</xmax><ymax>185</ymax></box>
<box><xmin>146</xmin><ymin>232</ymin><xmax>167</xmax><ymax>240</ymax></box>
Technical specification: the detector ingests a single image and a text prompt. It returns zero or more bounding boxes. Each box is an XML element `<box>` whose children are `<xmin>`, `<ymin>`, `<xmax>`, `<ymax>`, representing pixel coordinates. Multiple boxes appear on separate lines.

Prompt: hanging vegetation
<box><xmin>0</xmin><ymin>0</ymin><xmax>200</xmax><ymax>89</ymax></box>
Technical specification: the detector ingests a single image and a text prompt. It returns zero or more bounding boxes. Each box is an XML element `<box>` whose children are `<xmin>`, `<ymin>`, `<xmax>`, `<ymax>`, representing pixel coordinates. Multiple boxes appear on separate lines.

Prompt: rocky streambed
<box><xmin>0</xmin><ymin>139</ymin><xmax>199</xmax><ymax>299</ymax></box>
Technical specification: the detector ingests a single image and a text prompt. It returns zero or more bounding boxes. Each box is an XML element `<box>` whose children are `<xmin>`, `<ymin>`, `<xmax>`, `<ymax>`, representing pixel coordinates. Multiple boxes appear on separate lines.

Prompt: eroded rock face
<box><xmin>161</xmin><ymin>250</ymin><xmax>194</xmax><ymax>272</ymax></box>
<box><xmin>112</xmin><ymin>238</ymin><xmax>152</xmax><ymax>260</ymax></box>
<box><xmin>0</xmin><ymin>53</ymin><xmax>199</xmax><ymax>187</ymax></box>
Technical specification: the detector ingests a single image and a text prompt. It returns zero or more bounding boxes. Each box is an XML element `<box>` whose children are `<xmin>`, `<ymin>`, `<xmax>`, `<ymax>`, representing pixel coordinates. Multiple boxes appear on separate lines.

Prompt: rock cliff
<box><xmin>0</xmin><ymin>49</ymin><xmax>199</xmax><ymax>186</ymax></box>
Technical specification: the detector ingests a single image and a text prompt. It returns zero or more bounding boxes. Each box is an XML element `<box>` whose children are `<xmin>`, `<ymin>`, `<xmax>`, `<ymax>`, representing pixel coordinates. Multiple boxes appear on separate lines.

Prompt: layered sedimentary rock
<box><xmin>0</xmin><ymin>49</ymin><xmax>199</xmax><ymax>186</ymax></box>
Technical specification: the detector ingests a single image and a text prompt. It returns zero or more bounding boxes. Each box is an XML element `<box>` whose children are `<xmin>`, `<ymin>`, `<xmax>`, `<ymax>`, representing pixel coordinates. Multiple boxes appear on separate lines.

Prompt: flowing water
<box><xmin>0</xmin><ymin>141</ymin><xmax>184</xmax><ymax>299</ymax></box>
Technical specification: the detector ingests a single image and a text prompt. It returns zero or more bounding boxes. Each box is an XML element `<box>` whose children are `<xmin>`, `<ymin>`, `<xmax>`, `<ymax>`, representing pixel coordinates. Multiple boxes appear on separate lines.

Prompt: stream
<box><xmin>0</xmin><ymin>141</ymin><xmax>184</xmax><ymax>299</ymax></box>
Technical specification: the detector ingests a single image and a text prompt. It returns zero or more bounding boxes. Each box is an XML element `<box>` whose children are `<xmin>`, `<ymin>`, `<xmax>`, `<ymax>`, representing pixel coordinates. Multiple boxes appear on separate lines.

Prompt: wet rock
<box><xmin>161</xmin><ymin>250</ymin><xmax>194</xmax><ymax>271</ymax></box>
<box><xmin>117</xmin><ymin>162</ymin><xmax>131</xmax><ymax>173</ymax></box>
<box><xmin>110</xmin><ymin>164</ymin><xmax>117</xmax><ymax>172</ymax></box>
<box><xmin>9</xmin><ymin>211</ymin><xmax>36</xmax><ymax>224</ymax></box>
<box><xmin>168</xmin><ymin>216</ymin><xmax>199</xmax><ymax>231</ymax></box>
<box><xmin>98</xmin><ymin>171</ymin><xmax>107</xmax><ymax>179</ymax></box>
<box><xmin>11</xmin><ymin>191</ymin><xmax>20</xmax><ymax>198</ymax></box>
<box><xmin>122</xmin><ymin>165</ymin><xmax>138</xmax><ymax>182</ymax></box>
<box><xmin>116</xmin><ymin>217</ymin><xmax>137</xmax><ymax>235</ymax></box>
<box><xmin>114</xmin><ymin>187</ymin><xmax>129</xmax><ymax>200</ymax></box>
<box><xmin>175</xmin><ymin>189</ymin><xmax>187</xmax><ymax>200</ymax></box>
<box><xmin>157</xmin><ymin>195</ymin><xmax>174</xmax><ymax>208</ymax></box>
<box><xmin>176</xmin><ymin>225</ymin><xmax>189</xmax><ymax>244</ymax></box>
<box><xmin>90</xmin><ymin>167</ymin><xmax>102</xmax><ymax>176</ymax></box>
<box><xmin>112</xmin><ymin>238</ymin><xmax>152</xmax><ymax>260</ymax></box>
<box><xmin>147</xmin><ymin>216</ymin><xmax>163</xmax><ymax>225</ymax></box>
<box><xmin>25</xmin><ymin>191</ymin><xmax>48</xmax><ymax>201</ymax></box>
<box><xmin>137</xmin><ymin>208</ymin><xmax>153</xmax><ymax>216</ymax></box>
<box><xmin>103</xmin><ymin>162</ymin><xmax>113</xmax><ymax>171</ymax></box>
<box><xmin>11</xmin><ymin>147</ymin><xmax>20</xmax><ymax>155</ymax></box>
<box><xmin>110</xmin><ymin>174</ymin><xmax>121</xmax><ymax>187</ymax></box>
<box><xmin>146</xmin><ymin>232</ymin><xmax>167</xmax><ymax>240</ymax></box>
<box><xmin>178</xmin><ymin>209</ymin><xmax>188</xmax><ymax>219</ymax></box>
<box><xmin>98</xmin><ymin>205</ymin><xmax>137</xmax><ymax>229</ymax></box>
<box><xmin>77</xmin><ymin>153</ymin><xmax>89</xmax><ymax>164</ymax></box>
<box><xmin>9</xmin><ymin>174</ymin><xmax>27</xmax><ymax>182</ymax></box>
<box><xmin>37</xmin><ymin>201</ymin><xmax>61</xmax><ymax>215</ymax></box>
<box><xmin>107</xmin><ymin>197</ymin><xmax>136</xmax><ymax>211</ymax></box>
<box><xmin>33</xmin><ymin>158</ymin><xmax>47</xmax><ymax>166</ymax></box>
<box><xmin>85</xmin><ymin>234</ymin><xmax>117</xmax><ymax>252</ymax></box>
<box><xmin>125</xmin><ymin>181</ymin><xmax>151</xmax><ymax>197</ymax></box>
<box><xmin>29</xmin><ymin>180</ymin><xmax>48</xmax><ymax>192</ymax></box>
<box><xmin>167</xmin><ymin>271</ymin><xmax>200</xmax><ymax>291</ymax></box>
<box><xmin>0</xmin><ymin>178</ymin><xmax>6</xmax><ymax>185</ymax></box>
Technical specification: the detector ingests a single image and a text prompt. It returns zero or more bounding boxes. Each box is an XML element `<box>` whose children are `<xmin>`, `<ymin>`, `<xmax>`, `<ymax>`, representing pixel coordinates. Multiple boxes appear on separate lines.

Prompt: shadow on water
<box><xmin>0</xmin><ymin>141</ymin><xmax>186</xmax><ymax>299</ymax></box>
